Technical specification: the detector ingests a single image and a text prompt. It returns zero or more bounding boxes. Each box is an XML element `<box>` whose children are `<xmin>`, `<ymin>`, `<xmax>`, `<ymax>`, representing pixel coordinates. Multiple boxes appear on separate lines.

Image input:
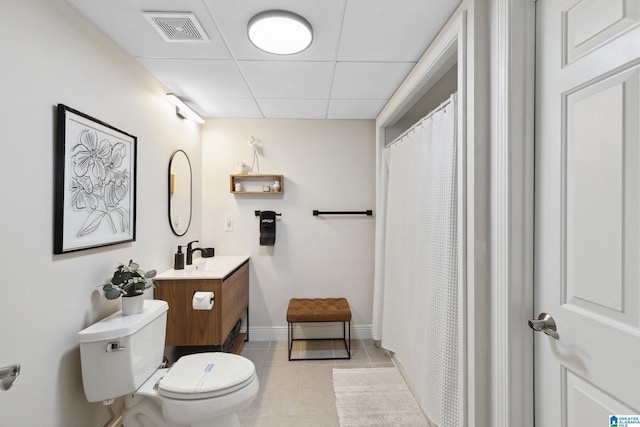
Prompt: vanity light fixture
<box><xmin>166</xmin><ymin>93</ymin><xmax>205</xmax><ymax>124</ymax></box>
<box><xmin>247</xmin><ymin>10</ymin><xmax>312</xmax><ymax>55</ymax></box>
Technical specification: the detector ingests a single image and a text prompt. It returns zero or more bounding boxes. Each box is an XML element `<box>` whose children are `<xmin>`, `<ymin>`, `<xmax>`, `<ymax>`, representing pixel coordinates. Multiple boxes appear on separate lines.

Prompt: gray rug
<box><xmin>333</xmin><ymin>367</ymin><xmax>429</xmax><ymax>426</ymax></box>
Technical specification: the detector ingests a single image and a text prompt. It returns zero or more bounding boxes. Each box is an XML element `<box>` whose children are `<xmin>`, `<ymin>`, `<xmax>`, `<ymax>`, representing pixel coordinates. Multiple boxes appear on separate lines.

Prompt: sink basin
<box><xmin>195</xmin><ymin>257</ymin><xmax>240</xmax><ymax>273</ymax></box>
<box><xmin>156</xmin><ymin>255</ymin><xmax>250</xmax><ymax>280</ymax></box>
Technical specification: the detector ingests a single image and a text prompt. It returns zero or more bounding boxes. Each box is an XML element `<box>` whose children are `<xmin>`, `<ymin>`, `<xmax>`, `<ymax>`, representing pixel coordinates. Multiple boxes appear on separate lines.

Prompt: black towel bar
<box><xmin>255</xmin><ymin>210</ymin><xmax>282</xmax><ymax>217</ymax></box>
<box><xmin>313</xmin><ymin>210</ymin><xmax>373</xmax><ymax>216</ymax></box>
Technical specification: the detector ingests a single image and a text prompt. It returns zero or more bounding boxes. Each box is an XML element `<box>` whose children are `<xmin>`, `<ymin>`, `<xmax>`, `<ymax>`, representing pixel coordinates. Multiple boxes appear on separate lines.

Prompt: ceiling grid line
<box><xmin>200</xmin><ymin>0</ymin><xmax>266</xmax><ymax>118</ymax></box>
<box><xmin>65</xmin><ymin>0</ymin><xmax>463</xmax><ymax>120</ymax></box>
<box><xmin>324</xmin><ymin>0</ymin><xmax>349</xmax><ymax>119</ymax></box>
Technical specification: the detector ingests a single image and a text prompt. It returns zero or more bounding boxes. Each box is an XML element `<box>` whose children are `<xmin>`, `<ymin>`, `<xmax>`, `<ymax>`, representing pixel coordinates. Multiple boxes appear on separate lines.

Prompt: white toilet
<box><xmin>77</xmin><ymin>299</ymin><xmax>259</xmax><ymax>427</ymax></box>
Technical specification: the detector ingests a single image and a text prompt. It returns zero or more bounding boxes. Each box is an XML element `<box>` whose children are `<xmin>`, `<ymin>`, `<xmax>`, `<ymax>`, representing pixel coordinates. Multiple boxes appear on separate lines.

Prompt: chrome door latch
<box><xmin>528</xmin><ymin>312</ymin><xmax>559</xmax><ymax>340</ymax></box>
<box><xmin>0</xmin><ymin>364</ymin><xmax>20</xmax><ymax>391</ymax></box>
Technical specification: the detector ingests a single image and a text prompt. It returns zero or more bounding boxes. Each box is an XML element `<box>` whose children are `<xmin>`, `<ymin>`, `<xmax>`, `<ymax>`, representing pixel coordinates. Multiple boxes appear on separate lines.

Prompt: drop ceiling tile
<box><xmin>194</xmin><ymin>98</ymin><xmax>264</xmax><ymax>118</ymax></box>
<box><xmin>66</xmin><ymin>0</ymin><xmax>231</xmax><ymax>59</ymax></box>
<box><xmin>327</xmin><ymin>99</ymin><xmax>387</xmax><ymax>119</ymax></box>
<box><xmin>137</xmin><ymin>58</ymin><xmax>252</xmax><ymax>98</ymax></box>
<box><xmin>331</xmin><ymin>62</ymin><xmax>415</xmax><ymax>99</ymax></box>
<box><xmin>238</xmin><ymin>61</ymin><xmax>334</xmax><ymax>99</ymax></box>
<box><xmin>202</xmin><ymin>0</ymin><xmax>345</xmax><ymax>61</ymax></box>
<box><xmin>66</xmin><ymin>0</ymin><xmax>462</xmax><ymax>120</ymax></box>
<box><xmin>257</xmin><ymin>99</ymin><xmax>329</xmax><ymax>119</ymax></box>
<box><xmin>337</xmin><ymin>0</ymin><xmax>462</xmax><ymax>62</ymax></box>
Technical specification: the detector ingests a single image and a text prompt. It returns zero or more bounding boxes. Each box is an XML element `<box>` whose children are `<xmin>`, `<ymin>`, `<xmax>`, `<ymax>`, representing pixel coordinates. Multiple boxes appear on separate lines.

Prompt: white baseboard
<box><xmin>248</xmin><ymin>323</ymin><xmax>372</xmax><ymax>342</ymax></box>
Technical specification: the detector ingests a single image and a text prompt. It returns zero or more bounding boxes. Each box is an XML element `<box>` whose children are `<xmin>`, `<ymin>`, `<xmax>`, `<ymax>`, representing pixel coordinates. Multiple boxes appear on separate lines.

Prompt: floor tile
<box><xmin>239</xmin><ymin>340</ymin><xmax>398</xmax><ymax>425</ymax></box>
<box><xmin>249</xmin><ymin>385</ymin><xmax>298</xmax><ymax>417</ymax></box>
<box><xmin>260</xmin><ymin>364</ymin><xmax>300</xmax><ymax>388</ymax></box>
<box><xmin>243</xmin><ymin>415</ymin><xmax>298</xmax><ymax>426</ymax></box>
<box><xmin>295</xmin><ymin>415</ymin><xmax>340</xmax><ymax>426</ymax></box>
<box><xmin>296</xmin><ymin>385</ymin><xmax>338</xmax><ymax>416</ymax></box>
<box><xmin>298</xmin><ymin>364</ymin><xmax>335</xmax><ymax>385</ymax></box>
<box><xmin>366</xmin><ymin>346</ymin><xmax>393</xmax><ymax>363</ymax></box>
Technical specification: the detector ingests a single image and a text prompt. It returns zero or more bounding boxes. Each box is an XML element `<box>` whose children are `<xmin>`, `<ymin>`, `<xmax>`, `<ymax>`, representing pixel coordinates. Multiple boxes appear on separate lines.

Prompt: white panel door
<box><xmin>535</xmin><ymin>0</ymin><xmax>640</xmax><ymax>426</ymax></box>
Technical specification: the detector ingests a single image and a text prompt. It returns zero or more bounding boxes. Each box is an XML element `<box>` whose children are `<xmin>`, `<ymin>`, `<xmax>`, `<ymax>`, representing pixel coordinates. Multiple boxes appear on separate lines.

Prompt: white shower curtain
<box><xmin>372</xmin><ymin>94</ymin><xmax>459</xmax><ymax>427</ymax></box>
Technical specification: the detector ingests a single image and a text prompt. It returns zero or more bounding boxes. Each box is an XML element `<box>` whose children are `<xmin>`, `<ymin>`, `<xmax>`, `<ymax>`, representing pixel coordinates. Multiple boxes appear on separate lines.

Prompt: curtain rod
<box><xmin>386</xmin><ymin>93</ymin><xmax>456</xmax><ymax>148</ymax></box>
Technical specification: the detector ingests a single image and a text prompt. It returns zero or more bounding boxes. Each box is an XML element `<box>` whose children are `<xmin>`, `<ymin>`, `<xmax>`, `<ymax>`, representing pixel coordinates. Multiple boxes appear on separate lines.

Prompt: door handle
<box><xmin>528</xmin><ymin>313</ymin><xmax>559</xmax><ymax>340</ymax></box>
<box><xmin>0</xmin><ymin>364</ymin><xmax>20</xmax><ymax>391</ymax></box>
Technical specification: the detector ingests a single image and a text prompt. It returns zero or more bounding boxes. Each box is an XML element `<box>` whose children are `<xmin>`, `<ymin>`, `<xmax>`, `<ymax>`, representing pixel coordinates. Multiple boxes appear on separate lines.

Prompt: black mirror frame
<box><xmin>168</xmin><ymin>149</ymin><xmax>192</xmax><ymax>236</ymax></box>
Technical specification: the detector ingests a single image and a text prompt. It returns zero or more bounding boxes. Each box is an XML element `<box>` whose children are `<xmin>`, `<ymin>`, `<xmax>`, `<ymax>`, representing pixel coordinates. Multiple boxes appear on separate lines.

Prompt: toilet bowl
<box><xmin>124</xmin><ymin>353</ymin><xmax>259</xmax><ymax>427</ymax></box>
<box><xmin>77</xmin><ymin>300</ymin><xmax>259</xmax><ymax>427</ymax></box>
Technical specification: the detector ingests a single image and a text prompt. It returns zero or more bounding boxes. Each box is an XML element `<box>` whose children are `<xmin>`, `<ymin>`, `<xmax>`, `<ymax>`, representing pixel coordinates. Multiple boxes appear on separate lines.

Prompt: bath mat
<box><xmin>332</xmin><ymin>367</ymin><xmax>428</xmax><ymax>426</ymax></box>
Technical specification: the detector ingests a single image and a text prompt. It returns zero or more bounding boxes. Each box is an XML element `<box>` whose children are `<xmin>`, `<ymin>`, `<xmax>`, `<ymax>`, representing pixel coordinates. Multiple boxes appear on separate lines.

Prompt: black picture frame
<box><xmin>54</xmin><ymin>104</ymin><xmax>137</xmax><ymax>254</ymax></box>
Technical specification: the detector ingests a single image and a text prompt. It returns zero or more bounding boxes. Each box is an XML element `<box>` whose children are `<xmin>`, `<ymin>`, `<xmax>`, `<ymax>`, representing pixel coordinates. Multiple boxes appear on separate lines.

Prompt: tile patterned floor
<box><xmin>238</xmin><ymin>339</ymin><xmax>394</xmax><ymax>427</ymax></box>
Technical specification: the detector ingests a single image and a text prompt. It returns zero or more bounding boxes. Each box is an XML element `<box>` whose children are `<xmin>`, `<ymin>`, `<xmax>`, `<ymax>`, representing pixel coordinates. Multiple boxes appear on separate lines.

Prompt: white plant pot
<box><xmin>121</xmin><ymin>294</ymin><xmax>144</xmax><ymax>316</ymax></box>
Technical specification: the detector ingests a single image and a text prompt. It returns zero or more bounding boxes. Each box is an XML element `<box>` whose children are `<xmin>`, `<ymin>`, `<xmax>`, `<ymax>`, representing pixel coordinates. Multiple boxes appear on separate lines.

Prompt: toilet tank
<box><xmin>77</xmin><ymin>299</ymin><xmax>168</xmax><ymax>402</ymax></box>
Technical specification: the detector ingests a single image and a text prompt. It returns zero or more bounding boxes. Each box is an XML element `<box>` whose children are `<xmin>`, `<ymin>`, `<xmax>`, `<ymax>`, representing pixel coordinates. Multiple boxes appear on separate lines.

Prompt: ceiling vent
<box><xmin>143</xmin><ymin>12</ymin><xmax>209</xmax><ymax>42</ymax></box>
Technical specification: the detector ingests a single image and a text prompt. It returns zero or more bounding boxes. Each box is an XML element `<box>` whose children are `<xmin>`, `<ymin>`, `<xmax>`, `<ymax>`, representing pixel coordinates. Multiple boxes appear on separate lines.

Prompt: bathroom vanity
<box><xmin>155</xmin><ymin>256</ymin><xmax>249</xmax><ymax>354</ymax></box>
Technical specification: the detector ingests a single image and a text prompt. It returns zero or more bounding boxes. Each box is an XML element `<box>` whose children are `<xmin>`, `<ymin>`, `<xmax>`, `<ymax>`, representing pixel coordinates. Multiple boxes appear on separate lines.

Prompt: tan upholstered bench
<box><xmin>286</xmin><ymin>298</ymin><xmax>351</xmax><ymax>361</ymax></box>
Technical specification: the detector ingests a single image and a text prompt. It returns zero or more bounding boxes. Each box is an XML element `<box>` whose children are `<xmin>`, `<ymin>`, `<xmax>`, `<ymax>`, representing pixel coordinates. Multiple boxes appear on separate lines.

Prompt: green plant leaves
<box><xmin>102</xmin><ymin>284</ymin><xmax>122</xmax><ymax>300</ymax></box>
<box><xmin>102</xmin><ymin>260</ymin><xmax>156</xmax><ymax>299</ymax></box>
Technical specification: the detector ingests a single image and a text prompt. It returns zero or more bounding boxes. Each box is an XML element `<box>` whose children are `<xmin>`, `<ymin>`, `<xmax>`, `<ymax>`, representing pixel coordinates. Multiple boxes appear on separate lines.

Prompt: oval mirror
<box><xmin>168</xmin><ymin>150</ymin><xmax>192</xmax><ymax>236</ymax></box>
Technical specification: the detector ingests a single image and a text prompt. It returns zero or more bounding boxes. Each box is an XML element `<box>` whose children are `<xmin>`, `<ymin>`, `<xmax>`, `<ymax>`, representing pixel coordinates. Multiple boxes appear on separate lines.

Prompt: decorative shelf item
<box><xmin>230</xmin><ymin>174</ymin><xmax>284</xmax><ymax>194</ymax></box>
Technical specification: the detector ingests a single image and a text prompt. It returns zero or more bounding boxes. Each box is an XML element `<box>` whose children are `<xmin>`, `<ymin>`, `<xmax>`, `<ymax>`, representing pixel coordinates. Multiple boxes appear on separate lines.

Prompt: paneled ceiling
<box><xmin>66</xmin><ymin>0</ymin><xmax>462</xmax><ymax>120</ymax></box>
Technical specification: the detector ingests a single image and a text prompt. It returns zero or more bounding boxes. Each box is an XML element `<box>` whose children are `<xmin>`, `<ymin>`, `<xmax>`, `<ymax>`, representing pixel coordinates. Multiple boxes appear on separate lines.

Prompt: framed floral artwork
<box><xmin>54</xmin><ymin>104</ymin><xmax>137</xmax><ymax>254</ymax></box>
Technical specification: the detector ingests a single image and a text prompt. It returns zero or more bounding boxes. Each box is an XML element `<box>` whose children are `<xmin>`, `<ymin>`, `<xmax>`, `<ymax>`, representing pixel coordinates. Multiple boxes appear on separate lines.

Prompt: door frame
<box><xmin>491</xmin><ymin>0</ymin><xmax>536</xmax><ymax>426</ymax></box>
<box><xmin>375</xmin><ymin>0</ymin><xmax>491</xmax><ymax>424</ymax></box>
<box><xmin>375</xmin><ymin>0</ymin><xmax>538</xmax><ymax>424</ymax></box>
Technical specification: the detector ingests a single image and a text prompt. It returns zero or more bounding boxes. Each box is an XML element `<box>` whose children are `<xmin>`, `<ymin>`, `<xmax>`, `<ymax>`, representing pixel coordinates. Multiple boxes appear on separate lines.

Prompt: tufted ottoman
<box><xmin>286</xmin><ymin>298</ymin><xmax>351</xmax><ymax>361</ymax></box>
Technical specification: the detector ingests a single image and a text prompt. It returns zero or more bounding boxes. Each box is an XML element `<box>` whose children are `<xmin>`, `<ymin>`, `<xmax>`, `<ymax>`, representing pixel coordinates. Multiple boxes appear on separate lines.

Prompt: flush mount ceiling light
<box><xmin>248</xmin><ymin>10</ymin><xmax>313</xmax><ymax>55</ymax></box>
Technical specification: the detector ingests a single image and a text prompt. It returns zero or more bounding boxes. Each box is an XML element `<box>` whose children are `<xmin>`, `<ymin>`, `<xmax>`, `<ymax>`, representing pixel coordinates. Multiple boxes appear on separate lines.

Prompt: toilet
<box><xmin>77</xmin><ymin>299</ymin><xmax>258</xmax><ymax>427</ymax></box>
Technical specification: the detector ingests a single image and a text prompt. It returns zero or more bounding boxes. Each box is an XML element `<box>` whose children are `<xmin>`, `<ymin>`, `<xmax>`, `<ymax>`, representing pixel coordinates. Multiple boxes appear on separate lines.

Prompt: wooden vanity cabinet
<box><xmin>154</xmin><ymin>261</ymin><xmax>249</xmax><ymax>349</ymax></box>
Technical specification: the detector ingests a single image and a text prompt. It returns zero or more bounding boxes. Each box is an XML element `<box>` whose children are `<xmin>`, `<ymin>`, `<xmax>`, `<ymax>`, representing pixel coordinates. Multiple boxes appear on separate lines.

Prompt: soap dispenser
<box><xmin>174</xmin><ymin>245</ymin><xmax>185</xmax><ymax>270</ymax></box>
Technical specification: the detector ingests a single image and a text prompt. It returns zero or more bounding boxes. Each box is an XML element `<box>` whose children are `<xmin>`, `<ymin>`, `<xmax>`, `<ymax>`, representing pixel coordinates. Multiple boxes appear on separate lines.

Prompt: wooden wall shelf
<box><xmin>230</xmin><ymin>174</ymin><xmax>284</xmax><ymax>194</ymax></box>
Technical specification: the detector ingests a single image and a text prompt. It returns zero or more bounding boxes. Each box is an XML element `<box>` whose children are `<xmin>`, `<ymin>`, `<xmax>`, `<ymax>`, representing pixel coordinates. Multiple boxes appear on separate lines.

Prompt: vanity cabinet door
<box><xmin>156</xmin><ymin>279</ymin><xmax>222</xmax><ymax>346</ymax></box>
<box><xmin>220</xmin><ymin>262</ymin><xmax>249</xmax><ymax>341</ymax></box>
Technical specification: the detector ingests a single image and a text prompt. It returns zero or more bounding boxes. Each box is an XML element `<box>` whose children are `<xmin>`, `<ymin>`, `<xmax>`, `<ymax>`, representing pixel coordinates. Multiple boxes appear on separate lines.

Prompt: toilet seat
<box><xmin>158</xmin><ymin>352</ymin><xmax>256</xmax><ymax>400</ymax></box>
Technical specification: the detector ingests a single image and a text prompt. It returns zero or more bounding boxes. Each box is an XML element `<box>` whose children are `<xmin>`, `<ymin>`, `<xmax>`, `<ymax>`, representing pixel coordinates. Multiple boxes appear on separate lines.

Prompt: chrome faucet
<box><xmin>186</xmin><ymin>240</ymin><xmax>214</xmax><ymax>265</ymax></box>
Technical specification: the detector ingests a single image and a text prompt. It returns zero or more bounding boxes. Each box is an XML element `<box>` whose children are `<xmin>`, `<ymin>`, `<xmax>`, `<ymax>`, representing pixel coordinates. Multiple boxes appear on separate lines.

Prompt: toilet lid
<box><xmin>158</xmin><ymin>352</ymin><xmax>256</xmax><ymax>400</ymax></box>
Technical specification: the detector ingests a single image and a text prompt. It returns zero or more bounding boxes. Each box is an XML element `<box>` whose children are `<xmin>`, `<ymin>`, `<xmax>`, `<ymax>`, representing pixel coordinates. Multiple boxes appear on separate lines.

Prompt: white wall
<box><xmin>0</xmin><ymin>0</ymin><xmax>202</xmax><ymax>425</ymax></box>
<box><xmin>202</xmin><ymin>119</ymin><xmax>376</xmax><ymax>339</ymax></box>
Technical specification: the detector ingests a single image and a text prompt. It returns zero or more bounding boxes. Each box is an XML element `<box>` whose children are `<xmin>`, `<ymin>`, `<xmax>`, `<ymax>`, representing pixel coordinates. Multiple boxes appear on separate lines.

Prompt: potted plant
<box><xmin>102</xmin><ymin>260</ymin><xmax>157</xmax><ymax>315</ymax></box>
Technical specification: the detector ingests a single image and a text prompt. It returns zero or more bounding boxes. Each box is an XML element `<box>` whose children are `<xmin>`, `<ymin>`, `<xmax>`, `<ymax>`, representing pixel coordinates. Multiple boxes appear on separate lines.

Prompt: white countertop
<box><xmin>156</xmin><ymin>255</ymin><xmax>250</xmax><ymax>280</ymax></box>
